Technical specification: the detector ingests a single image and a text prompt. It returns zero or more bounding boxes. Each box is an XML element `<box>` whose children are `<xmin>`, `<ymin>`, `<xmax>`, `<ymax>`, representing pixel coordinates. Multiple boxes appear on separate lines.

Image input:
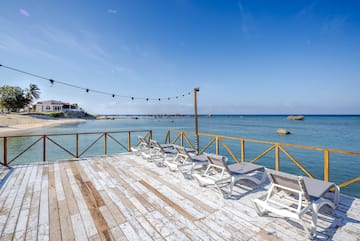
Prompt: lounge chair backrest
<box><xmin>175</xmin><ymin>146</ymin><xmax>187</xmax><ymax>155</ymax></box>
<box><xmin>266</xmin><ymin>169</ymin><xmax>310</xmax><ymax>201</ymax></box>
<box><xmin>149</xmin><ymin>139</ymin><xmax>161</xmax><ymax>149</ymax></box>
<box><xmin>138</xmin><ymin>136</ymin><xmax>149</xmax><ymax>146</ymax></box>
<box><xmin>205</xmin><ymin>153</ymin><xmax>229</xmax><ymax>171</ymax></box>
<box><xmin>174</xmin><ymin>146</ymin><xmax>192</xmax><ymax>162</ymax></box>
<box><xmin>149</xmin><ymin>139</ymin><xmax>164</xmax><ymax>154</ymax></box>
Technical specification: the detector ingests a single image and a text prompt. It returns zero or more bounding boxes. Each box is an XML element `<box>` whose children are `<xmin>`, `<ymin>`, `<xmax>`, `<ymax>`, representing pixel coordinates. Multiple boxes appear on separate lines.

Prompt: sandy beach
<box><xmin>0</xmin><ymin>114</ymin><xmax>86</xmax><ymax>136</ymax></box>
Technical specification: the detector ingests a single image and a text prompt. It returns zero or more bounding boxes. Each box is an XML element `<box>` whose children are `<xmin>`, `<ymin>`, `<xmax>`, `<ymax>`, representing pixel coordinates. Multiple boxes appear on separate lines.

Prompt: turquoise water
<box><xmin>2</xmin><ymin>115</ymin><xmax>360</xmax><ymax>197</ymax></box>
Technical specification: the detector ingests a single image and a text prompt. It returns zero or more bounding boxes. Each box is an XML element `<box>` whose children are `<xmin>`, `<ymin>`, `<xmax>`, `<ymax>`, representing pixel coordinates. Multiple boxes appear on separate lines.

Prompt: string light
<box><xmin>0</xmin><ymin>64</ymin><xmax>193</xmax><ymax>102</ymax></box>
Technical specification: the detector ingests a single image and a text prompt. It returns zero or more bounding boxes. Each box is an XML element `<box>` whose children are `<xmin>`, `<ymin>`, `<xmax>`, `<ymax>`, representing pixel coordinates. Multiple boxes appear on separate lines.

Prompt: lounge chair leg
<box><xmin>300</xmin><ymin>221</ymin><xmax>310</xmax><ymax>239</ymax></box>
<box><xmin>252</xmin><ymin>199</ymin><xmax>267</xmax><ymax>216</ymax></box>
<box><xmin>214</xmin><ymin>177</ymin><xmax>232</xmax><ymax>199</ymax></box>
<box><xmin>310</xmin><ymin>212</ymin><xmax>318</xmax><ymax>240</ymax></box>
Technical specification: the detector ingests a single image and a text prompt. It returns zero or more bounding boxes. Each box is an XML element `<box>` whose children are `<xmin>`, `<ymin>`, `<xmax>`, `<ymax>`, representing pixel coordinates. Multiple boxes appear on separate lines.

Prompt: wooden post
<box><xmin>275</xmin><ymin>144</ymin><xmax>280</xmax><ymax>171</ymax></box>
<box><xmin>324</xmin><ymin>150</ymin><xmax>330</xmax><ymax>181</ymax></box>
<box><xmin>43</xmin><ymin>135</ymin><xmax>46</xmax><ymax>162</ymax></box>
<box><xmin>3</xmin><ymin>137</ymin><xmax>7</xmax><ymax>166</ymax></box>
<box><xmin>128</xmin><ymin>131</ymin><xmax>131</xmax><ymax>152</ymax></box>
<box><xmin>104</xmin><ymin>132</ymin><xmax>107</xmax><ymax>155</ymax></box>
<box><xmin>215</xmin><ymin>136</ymin><xmax>219</xmax><ymax>155</ymax></box>
<box><xmin>165</xmin><ymin>130</ymin><xmax>170</xmax><ymax>144</ymax></box>
<box><xmin>181</xmin><ymin>131</ymin><xmax>184</xmax><ymax>147</ymax></box>
<box><xmin>194</xmin><ymin>87</ymin><xmax>200</xmax><ymax>154</ymax></box>
<box><xmin>240</xmin><ymin>139</ymin><xmax>245</xmax><ymax>162</ymax></box>
<box><xmin>149</xmin><ymin>130</ymin><xmax>153</xmax><ymax>140</ymax></box>
<box><xmin>76</xmin><ymin>133</ymin><xmax>79</xmax><ymax>158</ymax></box>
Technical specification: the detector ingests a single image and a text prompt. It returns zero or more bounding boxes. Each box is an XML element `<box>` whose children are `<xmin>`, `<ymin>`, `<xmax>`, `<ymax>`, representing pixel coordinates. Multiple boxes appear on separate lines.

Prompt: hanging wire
<box><xmin>0</xmin><ymin>64</ymin><xmax>193</xmax><ymax>101</ymax></box>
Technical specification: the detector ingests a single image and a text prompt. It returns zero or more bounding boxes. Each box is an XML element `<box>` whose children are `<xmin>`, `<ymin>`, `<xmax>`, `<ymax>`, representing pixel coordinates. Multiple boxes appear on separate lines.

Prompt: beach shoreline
<box><xmin>0</xmin><ymin>114</ymin><xmax>87</xmax><ymax>136</ymax></box>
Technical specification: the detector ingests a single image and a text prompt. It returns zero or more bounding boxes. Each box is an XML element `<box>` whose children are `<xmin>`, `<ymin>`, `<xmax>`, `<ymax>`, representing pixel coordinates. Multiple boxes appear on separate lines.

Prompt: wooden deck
<box><xmin>0</xmin><ymin>153</ymin><xmax>359</xmax><ymax>241</ymax></box>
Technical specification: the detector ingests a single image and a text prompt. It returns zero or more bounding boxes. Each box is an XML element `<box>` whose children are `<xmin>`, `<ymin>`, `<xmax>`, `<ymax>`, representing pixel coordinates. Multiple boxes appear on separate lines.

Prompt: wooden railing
<box><xmin>2</xmin><ymin>128</ymin><xmax>359</xmax><ymax>190</ymax></box>
<box><xmin>1</xmin><ymin>130</ymin><xmax>152</xmax><ymax>166</ymax></box>
<box><xmin>165</xmin><ymin>129</ymin><xmax>360</xmax><ymax>189</ymax></box>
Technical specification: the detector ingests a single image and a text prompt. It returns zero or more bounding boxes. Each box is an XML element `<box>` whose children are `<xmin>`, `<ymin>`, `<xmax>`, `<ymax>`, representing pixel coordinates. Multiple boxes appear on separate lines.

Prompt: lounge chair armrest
<box><xmin>178</xmin><ymin>162</ymin><xmax>193</xmax><ymax>169</ymax></box>
<box><xmin>178</xmin><ymin>163</ymin><xmax>194</xmax><ymax>179</ymax></box>
<box><xmin>215</xmin><ymin>177</ymin><xmax>232</xmax><ymax>187</ymax></box>
<box><xmin>193</xmin><ymin>173</ymin><xmax>217</xmax><ymax>186</ymax></box>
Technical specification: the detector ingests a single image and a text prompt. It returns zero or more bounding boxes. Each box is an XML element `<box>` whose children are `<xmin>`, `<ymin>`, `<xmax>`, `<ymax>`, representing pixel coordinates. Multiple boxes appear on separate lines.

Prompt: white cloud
<box><xmin>322</xmin><ymin>16</ymin><xmax>348</xmax><ymax>33</ymax></box>
<box><xmin>40</xmin><ymin>26</ymin><xmax>109</xmax><ymax>62</ymax></box>
<box><xmin>237</xmin><ymin>1</ymin><xmax>254</xmax><ymax>34</ymax></box>
<box><xmin>19</xmin><ymin>9</ymin><xmax>30</xmax><ymax>17</ymax></box>
<box><xmin>296</xmin><ymin>1</ymin><xmax>318</xmax><ymax>18</ymax></box>
<box><xmin>107</xmin><ymin>9</ymin><xmax>117</xmax><ymax>15</ymax></box>
<box><xmin>0</xmin><ymin>33</ymin><xmax>62</xmax><ymax>62</ymax></box>
<box><xmin>112</xmin><ymin>65</ymin><xmax>142</xmax><ymax>82</ymax></box>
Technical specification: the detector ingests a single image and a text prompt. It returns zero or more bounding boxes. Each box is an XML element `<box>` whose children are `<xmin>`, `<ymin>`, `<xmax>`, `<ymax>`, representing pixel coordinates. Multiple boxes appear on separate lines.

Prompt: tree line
<box><xmin>0</xmin><ymin>84</ymin><xmax>40</xmax><ymax>112</ymax></box>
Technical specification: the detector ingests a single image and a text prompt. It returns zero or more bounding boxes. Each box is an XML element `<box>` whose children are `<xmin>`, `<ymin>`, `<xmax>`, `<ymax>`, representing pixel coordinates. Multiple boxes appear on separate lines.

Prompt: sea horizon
<box><xmin>97</xmin><ymin>113</ymin><xmax>360</xmax><ymax>117</ymax></box>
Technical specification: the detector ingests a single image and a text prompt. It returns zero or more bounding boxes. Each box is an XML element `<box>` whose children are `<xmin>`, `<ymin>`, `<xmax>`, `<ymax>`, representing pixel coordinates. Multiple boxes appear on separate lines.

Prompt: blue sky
<box><xmin>1</xmin><ymin>0</ymin><xmax>359</xmax><ymax>114</ymax></box>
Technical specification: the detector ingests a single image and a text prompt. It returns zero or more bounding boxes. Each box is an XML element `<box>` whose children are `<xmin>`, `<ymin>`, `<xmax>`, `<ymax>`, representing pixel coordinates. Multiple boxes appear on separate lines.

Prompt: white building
<box><xmin>35</xmin><ymin>100</ymin><xmax>79</xmax><ymax>112</ymax></box>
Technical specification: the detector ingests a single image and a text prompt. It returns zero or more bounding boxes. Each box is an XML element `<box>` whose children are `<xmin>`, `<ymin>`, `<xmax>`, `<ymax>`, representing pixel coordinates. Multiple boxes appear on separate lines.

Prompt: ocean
<box><xmin>2</xmin><ymin>115</ymin><xmax>360</xmax><ymax>197</ymax></box>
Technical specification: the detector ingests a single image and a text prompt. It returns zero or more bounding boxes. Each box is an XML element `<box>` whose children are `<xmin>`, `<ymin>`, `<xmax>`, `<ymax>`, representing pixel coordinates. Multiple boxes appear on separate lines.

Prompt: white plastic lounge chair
<box><xmin>149</xmin><ymin>140</ymin><xmax>177</xmax><ymax>154</ymax></box>
<box><xmin>252</xmin><ymin>169</ymin><xmax>340</xmax><ymax>239</ymax></box>
<box><xmin>164</xmin><ymin>146</ymin><xmax>207</xmax><ymax>179</ymax></box>
<box><xmin>146</xmin><ymin>140</ymin><xmax>178</xmax><ymax>167</ymax></box>
<box><xmin>193</xmin><ymin>153</ymin><xmax>266</xmax><ymax>198</ymax></box>
<box><xmin>131</xmin><ymin>136</ymin><xmax>151</xmax><ymax>155</ymax></box>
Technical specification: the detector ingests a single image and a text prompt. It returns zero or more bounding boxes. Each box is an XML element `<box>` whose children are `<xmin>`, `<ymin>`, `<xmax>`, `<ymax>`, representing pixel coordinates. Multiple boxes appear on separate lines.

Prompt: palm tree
<box><xmin>25</xmin><ymin>84</ymin><xmax>40</xmax><ymax>111</ymax></box>
<box><xmin>26</xmin><ymin>83</ymin><xmax>40</xmax><ymax>103</ymax></box>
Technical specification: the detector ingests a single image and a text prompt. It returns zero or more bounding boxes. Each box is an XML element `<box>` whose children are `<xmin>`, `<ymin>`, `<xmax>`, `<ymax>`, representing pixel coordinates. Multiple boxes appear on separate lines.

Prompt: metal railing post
<box><xmin>43</xmin><ymin>135</ymin><xmax>46</xmax><ymax>162</ymax></box>
<box><xmin>104</xmin><ymin>132</ymin><xmax>107</xmax><ymax>155</ymax></box>
<box><xmin>324</xmin><ymin>150</ymin><xmax>330</xmax><ymax>181</ymax></box>
<box><xmin>275</xmin><ymin>143</ymin><xmax>280</xmax><ymax>171</ymax></box>
<box><xmin>3</xmin><ymin>137</ymin><xmax>7</xmax><ymax>166</ymax></box>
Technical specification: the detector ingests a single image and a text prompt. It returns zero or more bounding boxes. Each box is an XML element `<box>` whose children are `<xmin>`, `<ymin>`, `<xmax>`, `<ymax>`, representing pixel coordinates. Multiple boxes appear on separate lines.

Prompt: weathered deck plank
<box><xmin>0</xmin><ymin>153</ymin><xmax>359</xmax><ymax>241</ymax></box>
<box><xmin>26</xmin><ymin>164</ymin><xmax>43</xmax><ymax>241</ymax></box>
<box><xmin>13</xmin><ymin>165</ymin><xmax>37</xmax><ymax>241</ymax></box>
<box><xmin>2</xmin><ymin>165</ymin><xmax>33</xmax><ymax>240</ymax></box>
<box><xmin>49</xmin><ymin>164</ymin><xmax>62</xmax><ymax>241</ymax></box>
<box><xmin>56</xmin><ymin>163</ymin><xmax>75</xmax><ymax>241</ymax></box>
<box><xmin>66</xmin><ymin>163</ymin><xmax>98</xmax><ymax>239</ymax></box>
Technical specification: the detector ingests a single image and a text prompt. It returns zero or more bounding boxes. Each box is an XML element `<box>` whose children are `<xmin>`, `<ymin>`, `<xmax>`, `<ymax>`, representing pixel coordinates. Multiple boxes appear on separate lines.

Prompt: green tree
<box><xmin>0</xmin><ymin>85</ymin><xmax>26</xmax><ymax>111</ymax></box>
<box><xmin>0</xmin><ymin>83</ymin><xmax>40</xmax><ymax>111</ymax></box>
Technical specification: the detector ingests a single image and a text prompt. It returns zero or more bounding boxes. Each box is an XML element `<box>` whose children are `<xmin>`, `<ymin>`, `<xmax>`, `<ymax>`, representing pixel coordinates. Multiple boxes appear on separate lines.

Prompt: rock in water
<box><xmin>277</xmin><ymin>128</ymin><xmax>291</xmax><ymax>135</ymax></box>
<box><xmin>288</xmin><ymin>115</ymin><xmax>304</xmax><ymax>120</ymax></box>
